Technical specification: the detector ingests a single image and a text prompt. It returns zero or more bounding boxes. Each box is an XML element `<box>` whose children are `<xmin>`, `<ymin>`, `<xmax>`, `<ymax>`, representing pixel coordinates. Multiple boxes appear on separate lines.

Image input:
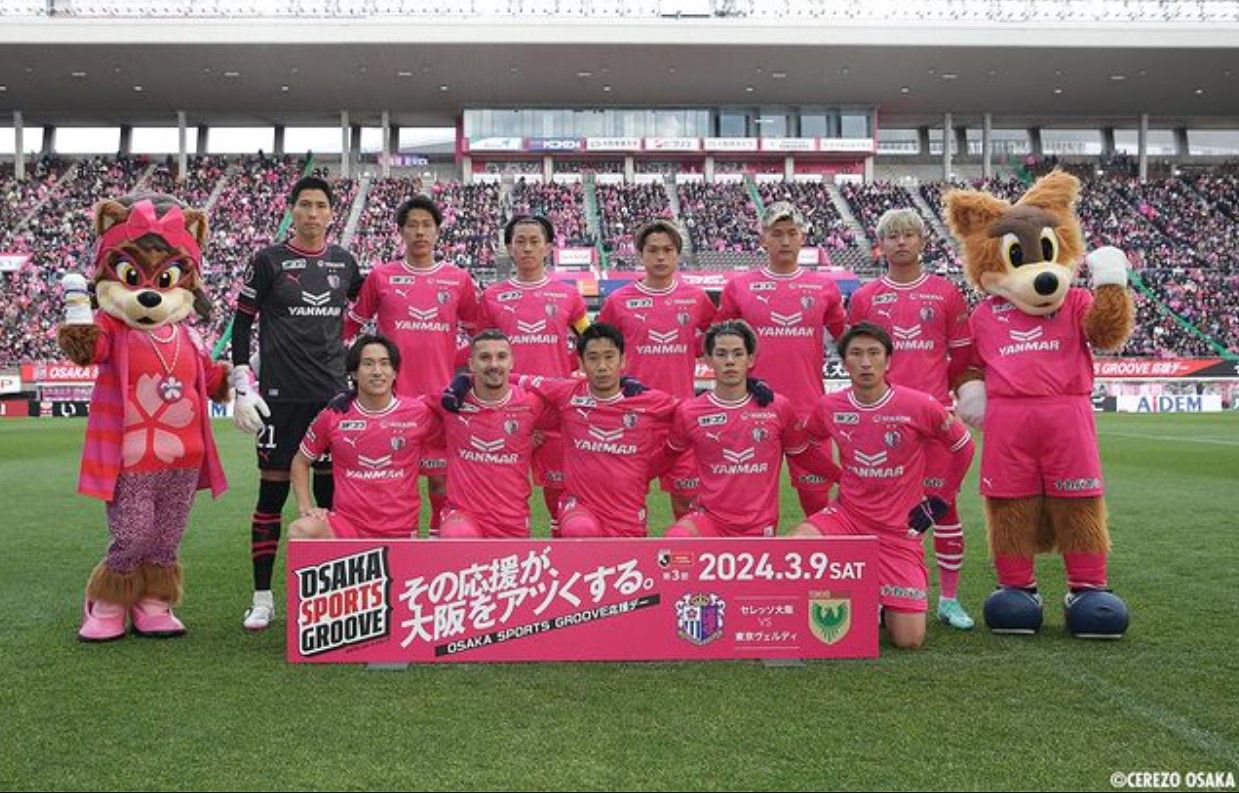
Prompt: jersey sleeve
<box><xmin>665</xmin><ymin>403</ymin><xmax>691</xmax><ymax>452</ymax></box>
<box><xmin>947</xmin><ymin>285</ymin><xmax>972</xmax><ymax>349</ymax></box>
<box><xmin>457</xmin><ymin>274</ymin><xmax>484</xmax><ymax>331</ymax></box>
<box><xmin>923</xmin><ymin>394</ymin><xmax>971</xmax><ymax>452</ymax></box>
<box><xmin>596</xmin><ymin>293</ymin><xmax>618</xmax><ymax>328</ymax></box>
<box><xmin>234</xmin><ymin>251</ymin><xmax>272</xmax><ymax>317</ymax></box>
<box><xmin>716</xmin><ymin>279</ymin><xmax>741</xmax><ymax>321</ymax></box>
<box><xmin>568</xmin><ymin>290</ymin><xmax>589</xmax><ymax>334</ymax></box>
<box><xmin>695</xmin><ymin>289</ymin><xmax>718</xmax><ymax>331</ymax></box>
<box><xmin>417</xmin><ymin>398</ymin><xmax>446</xmax><ymax>448</ymax></box>
<box><xmin>346</xmin><ymin>269</ymin><xmax>380</xmax><ymax>339</ymax></box>
<box><xmin>298</xmin><ymin>407</ymin><xmax>335</xmax><ymax>461</ymax></box>
<box><xmin>846</xmin><ymin>286</ymin><xmax>868</xmax><ymax>325</ymax></box>
<box><xmin>802</xmin><ymin>398</ymin><xmax>831</xmax><ymax>445</ymax></box>
<box><xmin>1071</xmin><ymin>287</ymin><xmax>1095</xmax><ymax>332</ymax></box>
<box><xmin>822</xmin><ymin>280</ymin><xmax>846</xmax><ymax>339</ymax></box>
<box><xmin>779</xmin><ymin>399</ymin><xmax>809</xmax><ymax>455</ymax></box>
<box><xmin>346</xmin><ymin>253</ymin><xmax>365</xmax><ymax>301</ymax></box>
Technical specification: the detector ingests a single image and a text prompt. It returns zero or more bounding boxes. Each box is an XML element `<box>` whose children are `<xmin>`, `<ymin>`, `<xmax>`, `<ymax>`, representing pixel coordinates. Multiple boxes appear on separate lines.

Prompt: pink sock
<box><xmin>994</xmin><ymin>555</ymin><xmax>1036</xmax><ymax>589</ymax></box>
<box><xmin>1063</xmin><ymin>552</ymin><xmax>1108</xmax><ymax>590</ymax></box>
<box><xmin>933</xmin><ymin>503</ymin><xmax>964</xmax><ymax>599</ymax></box>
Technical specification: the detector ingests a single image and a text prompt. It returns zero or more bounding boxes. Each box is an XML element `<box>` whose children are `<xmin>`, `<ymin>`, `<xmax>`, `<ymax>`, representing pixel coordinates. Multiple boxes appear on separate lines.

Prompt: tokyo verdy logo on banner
<box><xmin>296</xmin><ymin>548</ymin><xmax>392</xmax><ymax>657</ymax></box>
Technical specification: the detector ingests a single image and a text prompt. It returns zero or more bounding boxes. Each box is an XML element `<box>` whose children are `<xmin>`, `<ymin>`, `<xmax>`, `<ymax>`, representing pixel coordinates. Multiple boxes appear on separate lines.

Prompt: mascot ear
<box><xmin>1017</xmin><ymin>169</ymin><xmax>1080</xmax><ymax>215</ymax></box>
<box><xmin>94</xmin><ymin>200</ymin><xmax>130</xmax><ymax>236</ymax></box>
<box><xmin>183</xmin><ymin>207</ymin><xmax>209</xmax><ymax>249</ymax></box>
<box><xmin>944</xmin><ymin>190</ymin><xmax>1007</xmax><ymax>240</ymax></box>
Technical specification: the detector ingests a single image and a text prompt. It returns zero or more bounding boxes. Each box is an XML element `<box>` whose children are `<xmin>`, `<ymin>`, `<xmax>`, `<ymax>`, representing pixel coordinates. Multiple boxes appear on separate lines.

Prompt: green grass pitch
<box><xmin>1</xmin><ymin>413</ymin><xmax>1237</xmax><ymax>790</ymax></box>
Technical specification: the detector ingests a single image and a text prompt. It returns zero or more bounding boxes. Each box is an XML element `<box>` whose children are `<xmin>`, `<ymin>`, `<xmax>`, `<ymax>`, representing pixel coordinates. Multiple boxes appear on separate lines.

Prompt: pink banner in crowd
<box><xmin>287</xmin><ymin>537</ymin><xmax>878</xmax><ymax>664</ymax></box>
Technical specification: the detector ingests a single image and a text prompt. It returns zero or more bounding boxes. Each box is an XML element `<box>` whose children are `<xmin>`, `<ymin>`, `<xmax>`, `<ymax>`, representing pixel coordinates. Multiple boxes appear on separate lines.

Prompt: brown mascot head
<box><xmin>944</xmin><ymin>170</ymin><xmax>1085</xmax><ymax>316</ymax></box>
<box><xmin>91</xmin><ymin>194</ymin><xmax>210</xmax><ymax>330</ymax></box>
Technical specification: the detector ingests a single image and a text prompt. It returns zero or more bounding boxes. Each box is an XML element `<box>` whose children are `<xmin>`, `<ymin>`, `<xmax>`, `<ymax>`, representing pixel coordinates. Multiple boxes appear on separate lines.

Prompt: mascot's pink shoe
<box><xmin>79</xmin><ymin>598</ymin><xmax>127</xmax><ymax>642</ymax></box>
<box><xmin>130</xmin><ymin>598</ymin><xmax>187</xmax><ymax>638</ymax></box>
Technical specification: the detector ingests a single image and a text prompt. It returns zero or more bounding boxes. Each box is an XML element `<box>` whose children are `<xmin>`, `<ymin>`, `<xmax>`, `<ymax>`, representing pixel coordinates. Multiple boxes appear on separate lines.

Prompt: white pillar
<box><xmin>13</xmin><ymin>111</ymin><xmax>24</xmax><ymax>182</ymax></box>
<box><xmin>177</xmin><ymin>111</ymin><xmax>188</xmax><ymax>182</ymax></box>
<box><xmin>784</xmin><ymin>155</ymin><xmax>794</xmax><ymax>182</ymax></box>
<box><xmin>1138</xmin><ymin>113</ymin><xmax>1149</xmax><ymax>183</ymax></box>
<box><xmin>942</xmin><ymin>112</ymin><xmax>953</xmax><ymax>182</ymax></box>
<box><xmin>380</xmin><ymin>110</ymin><xmax>391</xmax><ymax>179</ymax></box>
<box><xmin>982</xmin><ymin>112</ymin><xmax>993</xmax><ymax>180</ymax></box>
<box><xmin>340</xmin><ymin>110</ymin><xmax>350</xmax><ymax>179</ymax></box>
<box><xmin>460</xmin><ymin>154</ymin><xmax>472</xmax><ymax>184</ymax></box>
<box><xmin>863</xmin><ymin>155</ymin><xmax>874</xmax><ymax>184</ymax></box>
<box><xmin>704</xmin><ymin>155</ymin><xmax>715</xmax><ymax>183</ymax></box>
<box><xmin>543</xmin><ymin>155</ymin><xmax>553</xmax><ymax>183</ymax></box>
<box><xmin>624</xmin><ymin>155</ymin><xmax>634</xmax><ymax>183</ymax></box>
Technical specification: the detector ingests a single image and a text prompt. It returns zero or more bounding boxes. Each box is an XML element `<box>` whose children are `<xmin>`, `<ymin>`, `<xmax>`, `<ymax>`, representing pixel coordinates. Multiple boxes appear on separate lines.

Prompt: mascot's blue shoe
<box><xmin>983</xmin><ymin>587</ymin><xmax>1044</xmax><ymax>635</ymax></box>
<box><xmin>1064</xmin><ymin>588</ymin><xmax>1129</xmax><ymax>639</ymax></box>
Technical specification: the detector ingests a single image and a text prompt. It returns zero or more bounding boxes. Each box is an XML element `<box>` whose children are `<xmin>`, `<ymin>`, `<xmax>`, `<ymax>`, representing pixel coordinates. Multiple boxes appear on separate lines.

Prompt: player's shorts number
<box><xmin>257</xmin><ymin>424</ymin><xmax>277</xmax><ymax>450</ymax></box>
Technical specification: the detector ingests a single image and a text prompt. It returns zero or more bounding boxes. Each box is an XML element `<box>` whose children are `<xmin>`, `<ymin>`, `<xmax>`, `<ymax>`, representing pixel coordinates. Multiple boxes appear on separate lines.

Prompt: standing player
<box><xmin>478</xmin><ymin>215</ymin><xmax>589</xmax><ymax>535</ymax></box>
<box><xmin>289</xmin><ymin>335</ymin><xmax>438</xmax><ymax>540</ymax></box>
<box><xmin>229</xmin><ymin>175</ymin><xmax>363</xmax><ymax>632</ymax></box>
<box><xmin>790</xmin><ymin>323</ymin><xmax>975</xmax><ymax>650</ymax></box>
<box><xmin>597</xmin><ymin>219</ymin><xmax>715</xmax><ymax>519</ymax></box>
<box><xmin>661</xmin><ymin>320</ymin><xmax>839</xmax><ymax>538</ymax></box>
<box><xmin>434</xmin><ymin>330</ymin><xmax>555</xmax><ymax>538</ymax></box>
<box><xmin>716</xmin><ymin>202</ymin><xmax>847</xmax><ymax>519</ymax></box>
<box><xmin>846</xmin><ymin>208</ymin><xmax>977</xmax><ymax>630</ymax></box>
<box><xmin>344</xmin><ymin>195</ymin><xmax>481</xmax><ymax>536</ymax></box>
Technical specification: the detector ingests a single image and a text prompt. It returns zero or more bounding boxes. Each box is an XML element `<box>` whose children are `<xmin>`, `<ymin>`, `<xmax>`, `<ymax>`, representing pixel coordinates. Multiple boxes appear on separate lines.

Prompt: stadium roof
<box><xmin>0</xmin><ymin>18</ymin><xmax>1237</xmax><ymax>129</ymax></box>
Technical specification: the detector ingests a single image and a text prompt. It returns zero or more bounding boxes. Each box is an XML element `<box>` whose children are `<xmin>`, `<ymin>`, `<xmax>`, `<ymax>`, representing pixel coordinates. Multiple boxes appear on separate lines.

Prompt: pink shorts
<box><xmin>558</xmin><ymin>496</ymin><xmax>647</xmax><ymax>538</ymax></box>
<box><xmin>982</xmin><ymin>396</ymin><xmax>1103</xmax><ymax>499</ymax></box>
<box><xmin>532</xmin><ymin>432</ymin><xmax>565</xmax><ymax>488</ymax></box>
<box><xmin>671</xmin><ymin>510</ymin><xmax>775</xmax><ymax>538</ymax></box>
<box><xmin>327</xmin><ymin>512</ymin><xmax>413</xmax><ymax>541</ymax></box>
<box><xmin>418</xmin><ymin>446</ymin><xmax>448</xmax><ymax>478</ymax></box>
<box><xmin>440</xmin><ymin>507</ymin><xmax>531</xmax><ymax>539</ymax></box>
<box><xmin>658</xmin><ymin>448</ymin><xmax>701</xmax><ymax>498</ymax></box>
<box><xmin>806</xmin><ymin>505</ymin><xmax>927</xmax><ymax>613</ymax></box>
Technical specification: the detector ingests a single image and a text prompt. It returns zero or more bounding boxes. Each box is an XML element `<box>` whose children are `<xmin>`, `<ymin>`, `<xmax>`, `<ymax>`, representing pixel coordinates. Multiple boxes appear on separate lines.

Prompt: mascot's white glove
<box><xmin>230</xmin><ymin>364</ymin><xmax>270</xmax><ymax>435</ymax></box>
<box><xmin>1086</xmin><ymin>246</ymin><xmax>1129</xmax><ymax>289</ymax></box>
<box><xmin>956</xmin><ymin>380</ymin><xmax>987</xmax><ymax>430</ymax></box>
<box><xmin>61</xmin><ymin>273</ymin><xmax>93</xmax><ymax>325</ymax></box>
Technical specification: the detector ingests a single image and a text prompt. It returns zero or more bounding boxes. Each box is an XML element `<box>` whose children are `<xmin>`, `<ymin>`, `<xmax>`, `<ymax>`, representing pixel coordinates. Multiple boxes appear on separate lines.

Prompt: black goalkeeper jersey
<box><xmin>235</xmin><ymin>241</ymin><xmax>363</xmax><ymax>403</ymax></box>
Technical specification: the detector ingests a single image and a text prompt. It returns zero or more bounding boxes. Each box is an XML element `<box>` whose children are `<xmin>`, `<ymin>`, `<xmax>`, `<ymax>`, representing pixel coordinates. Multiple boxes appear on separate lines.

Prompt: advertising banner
<box><xmin>287</xmin><ymin>538</ymin><xmax>879</xmax><ymax>663</ymax></box>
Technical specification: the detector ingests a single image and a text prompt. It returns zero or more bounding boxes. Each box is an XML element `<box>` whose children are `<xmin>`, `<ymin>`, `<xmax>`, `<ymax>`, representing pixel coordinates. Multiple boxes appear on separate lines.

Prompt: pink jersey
<box><xmin>480</xmin><ymin>275</ymin><xmax>587</xmax><ymax>377</ymax></box>
<box><xmin>299</xmin><ymin>396</ymin><xmax>439</xmax><ymax>538</ymax></box>
<box><xmin>597</xmin><ymin>279</ymin><xmax>715</xmax><ymax>398</ymax></box>
<box><xmin>346</xmin><ymin>261</ymin><xmax>481</xmax><ymax>397</ymax></box>
<box><xmin>969</xmin><ymin>288</ymin><xmax>1096</xmax><ymax>398</ymax></box>
<box><xmin>805</xmin><ymin>386</ymin><xmax>971</xmax><ymax>532</ymax></box>
<box><xmin>667</xmin><ymin>392</ymin><xmax>806</xmax><ymax>534</ymax></box>
<box><xmin>847</xmin><ymin>273</ymin><xmax>971</xmax><ymax>406</ymax></box>
<box><xmin>717</xmin><ymin>267</ymin><xmax>846</xmax><ymax>412</ymax></box>
<box><xmin>430</xmin><ymin>385</ymin><xmax>554</xmax><ymax>537</ymax></box>
<box><xmin>523</xmin><ymin>376</ymin><xmax>678</xmax><ymax>532</ymax></box>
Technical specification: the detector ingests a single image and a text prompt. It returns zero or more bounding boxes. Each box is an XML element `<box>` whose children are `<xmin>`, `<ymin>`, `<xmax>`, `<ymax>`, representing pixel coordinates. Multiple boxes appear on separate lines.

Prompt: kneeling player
<box><xmin>789</xmin><ymin>323</ymin><xmax>975</xmax><ymax>650</ymax></box>
<box><xmin>661</xmin><ymin>320</ymin><xmax>839</xmax><ymax>538</ymax></box>
<box><xmin>436</xmin><ymin>330</ymin><xmax>554</xmax><ymax>538</ymax></box>
<box><xmin>289</xmin><ymin>335</ymin><xmax>438</xmax><ymax>540</ymax></box>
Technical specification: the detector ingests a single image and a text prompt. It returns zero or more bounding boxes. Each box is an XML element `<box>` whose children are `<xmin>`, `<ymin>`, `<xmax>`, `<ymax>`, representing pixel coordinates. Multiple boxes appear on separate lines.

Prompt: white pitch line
<box><xmin>1100</xmin><ymin>431</ymin><xmax>1239</xmax><ymax>447</ymax></box>
<box><xmin>1059</xmin><ymin>669</ymin><xmax>1239</xmax><ymax>769</ymax></box>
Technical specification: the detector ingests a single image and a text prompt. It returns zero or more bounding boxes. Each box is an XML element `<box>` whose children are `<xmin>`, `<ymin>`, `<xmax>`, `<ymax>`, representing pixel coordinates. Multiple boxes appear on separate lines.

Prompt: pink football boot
<box><xmin>78</xmin><ymin>598</ymin><xmax>126</xmax><ymax>642</ymax></box>
<box><xmin>130</xmin><ymin>598</ymin><xmax>187</xmax><ymax>638</ymax></box>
